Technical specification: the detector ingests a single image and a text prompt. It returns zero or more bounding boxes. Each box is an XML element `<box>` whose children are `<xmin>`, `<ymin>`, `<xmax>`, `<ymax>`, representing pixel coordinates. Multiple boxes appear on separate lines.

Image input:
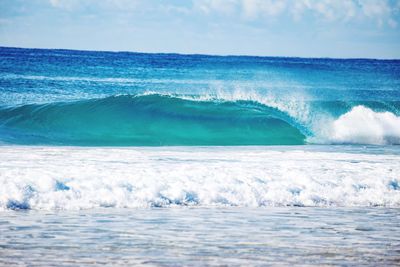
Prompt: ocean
<box><xmin>0</xmin><ymin>47</ymin><xmax>399</xmax><ymax>265</ymax></box>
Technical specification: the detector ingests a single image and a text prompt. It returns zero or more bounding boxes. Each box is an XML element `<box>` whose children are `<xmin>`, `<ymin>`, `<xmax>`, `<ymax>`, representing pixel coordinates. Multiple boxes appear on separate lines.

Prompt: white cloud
<box><xmin>194</xmin><ymin>0</ymin><xmax>237</xmax><ymax>15</ymax></box>
<box><xmin>290</xmin><ymin>0</ymin><xmax>359</xmax><ymax>21</ymax></box>
<box><xmin>242</xmin><ymin>0</ymin><xmax>286</xmax><ymax>19</ymax></box>
<box><xmin>102</xmin><ymin>0</ymin><xmax>142</xmax><ymax>10</ymax></box>
<box><xmin>48</xmin><ymin>0</ymin><xmax>142</xmax><ymax>11</ymax></box>
<box><xmin>360</xmin><ymin>0</ymin><xmax>392</xmax><ymax>26</ymax></box>
<box><xmin>46</xmin><ymin>0</ymin><xmax>399</xmax><ymax>28</ymax></box>
<box><xmin>192</xmin><ymin>0</ymin><xmax>399</xmax><ymax>27</ymax></box>
<box><xmin>49</xmin><ymin>0</ymin><xmax>82</xmax><ymax>10</ymax></box>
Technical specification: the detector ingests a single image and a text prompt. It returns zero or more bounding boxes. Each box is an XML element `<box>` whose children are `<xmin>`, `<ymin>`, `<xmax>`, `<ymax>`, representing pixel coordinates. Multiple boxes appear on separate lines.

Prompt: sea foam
<box><xmin>0</xmin><ymin>146</ymin><xmax>399</xmax><ymax>210</ymax></box>
<box><xmin>329</xmin><ymin>106</ymin><xmax>400</xmax><ymax>145</ymax></box>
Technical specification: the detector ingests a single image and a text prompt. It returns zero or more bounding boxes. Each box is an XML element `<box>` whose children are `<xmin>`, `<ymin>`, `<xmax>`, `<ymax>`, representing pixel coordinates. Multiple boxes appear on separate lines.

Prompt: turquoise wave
<box><xmin>0</xmin><ymin>94</ymin><xmax>307</xmax><ymax>146</ymax></box>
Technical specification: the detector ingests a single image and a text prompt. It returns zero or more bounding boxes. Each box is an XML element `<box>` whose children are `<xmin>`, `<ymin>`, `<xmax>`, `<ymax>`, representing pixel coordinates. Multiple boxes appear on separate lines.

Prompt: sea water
<box><xmin>1</xmin><ymin>207</ymin><xmax>399</xmax><ymax>266</ymax></box>
<box><xmin>0</xmin><ymin>47</ymin><xmax>399</xmax><ymax>265</ymax></box>
<box><xmin>1</xmin><ymin>47</ymin><xmax>400</xmax><ymax>146</ymax></box>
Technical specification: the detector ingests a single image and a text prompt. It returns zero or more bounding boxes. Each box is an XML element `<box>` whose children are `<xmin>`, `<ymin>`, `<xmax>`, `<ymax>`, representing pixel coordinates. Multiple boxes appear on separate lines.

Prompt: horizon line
<box><xmin>1</xmin><ymin>45</ymin><xmax>400</xmax><ymax>61</ymax></box>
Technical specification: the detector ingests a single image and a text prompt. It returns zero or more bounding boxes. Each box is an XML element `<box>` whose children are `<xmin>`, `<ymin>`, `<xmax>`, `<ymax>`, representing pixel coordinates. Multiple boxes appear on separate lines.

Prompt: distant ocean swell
<box><xmin>0</xmin><ymin>93</ymin><xmax>399</xmax><ymax>146</ymax></box>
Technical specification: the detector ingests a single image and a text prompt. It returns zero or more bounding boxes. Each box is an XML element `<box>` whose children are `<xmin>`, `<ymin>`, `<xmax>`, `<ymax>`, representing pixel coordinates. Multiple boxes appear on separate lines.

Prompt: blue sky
<box><xmin>0</xmin><ymin>0</ymin><xmax>399</xmax><ymax>58</ymax></box>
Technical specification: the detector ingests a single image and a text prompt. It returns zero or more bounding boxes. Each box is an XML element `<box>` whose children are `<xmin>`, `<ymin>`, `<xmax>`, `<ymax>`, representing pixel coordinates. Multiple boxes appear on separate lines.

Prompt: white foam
<box><xmin>0</xmin><ymin>146</ymin><xmax>399</xmax><ymax>210</ymax></box>
<box><xmin>324</xmin><ymin>106</ymin><xmax>400</xmax><ymax>145</ymax></box>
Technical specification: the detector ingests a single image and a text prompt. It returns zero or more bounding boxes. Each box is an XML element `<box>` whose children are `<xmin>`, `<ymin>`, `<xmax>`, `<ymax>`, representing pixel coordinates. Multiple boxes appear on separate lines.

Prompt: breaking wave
<box><xmin>0</xmin><ymin>93</ymin><xmax>399</xmax><ymax>146</ymax></box>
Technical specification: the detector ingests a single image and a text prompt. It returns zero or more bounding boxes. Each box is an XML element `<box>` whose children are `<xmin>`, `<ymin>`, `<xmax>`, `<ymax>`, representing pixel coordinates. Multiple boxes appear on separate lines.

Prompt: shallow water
<box><xmin>1</xmin><ymin>207</ymin><xmax>399</xmax><ymax>266</ymax></box>
<box><xmin>1</xmin><ymin>145</ymin><xmax>399</xmax><ymax>265</ymax></box>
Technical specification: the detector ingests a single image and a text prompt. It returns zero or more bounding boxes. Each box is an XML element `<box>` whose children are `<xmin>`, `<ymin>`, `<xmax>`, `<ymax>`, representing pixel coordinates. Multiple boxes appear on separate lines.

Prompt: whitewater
<box><xmin>1</xmin><ymin>145</ymin><xmax>399</xmax><ymax>210</ymax></box>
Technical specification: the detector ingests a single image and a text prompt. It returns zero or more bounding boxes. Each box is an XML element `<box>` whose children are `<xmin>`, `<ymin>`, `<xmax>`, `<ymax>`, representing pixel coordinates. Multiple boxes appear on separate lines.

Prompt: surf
<box><xmin>0</xmin><ymin>93</ymin><xmax>399</xmax><ymax>146</ymax></box>
<box><xmin>1</xmin><ymin>146</ymin><xmax>399</xmax><ymax>210</ymax></box>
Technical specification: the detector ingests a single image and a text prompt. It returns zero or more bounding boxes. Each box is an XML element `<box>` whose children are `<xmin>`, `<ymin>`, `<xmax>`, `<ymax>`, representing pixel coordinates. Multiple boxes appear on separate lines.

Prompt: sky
<box><xmin>0</xmin><ymin>0</ymin><xmax>399</xmax><ymax>58</ymax></box>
